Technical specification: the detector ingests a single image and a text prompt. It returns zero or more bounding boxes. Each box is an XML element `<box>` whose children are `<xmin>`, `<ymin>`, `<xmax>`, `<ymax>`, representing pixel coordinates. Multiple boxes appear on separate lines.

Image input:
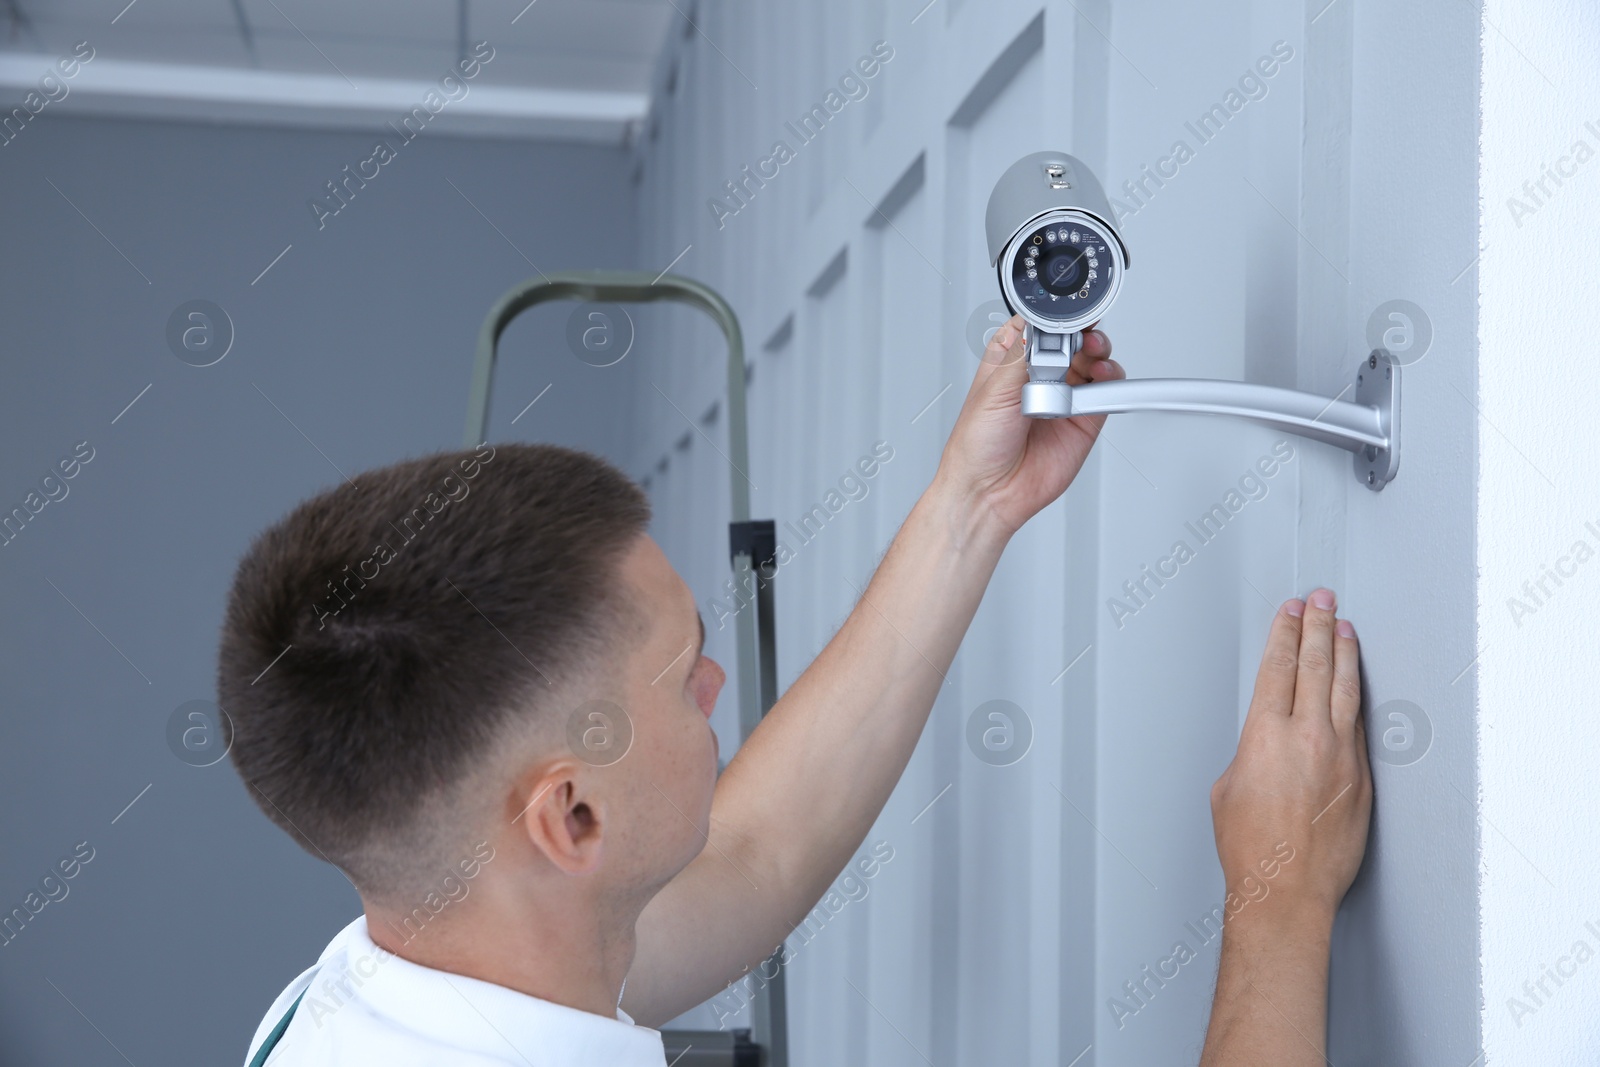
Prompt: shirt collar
<box><xmin>308</xmin><ymin>916</ymin><xmax>665</xmax><ymax>1066</ymax></box>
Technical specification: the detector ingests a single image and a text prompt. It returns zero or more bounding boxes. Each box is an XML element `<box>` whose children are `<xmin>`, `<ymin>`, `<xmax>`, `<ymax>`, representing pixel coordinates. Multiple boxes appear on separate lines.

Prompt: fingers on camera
<box><xmin>1068</xmin><ymin>330</ymin><xmax>1114</xmax><ymax>381</ymax></box>
<box><xmin>1093</xmin><ymin>358</ymin><xmax>1123</xmax><ymax>381</ymax></box>
<box><xmin>982</xmin><ymin>320</ymin><xmax>1025</xmax><ymax>369</ymax></box>
<box><xmin>1082</xmin><ymin>325</ymin><xmax>1111</xmax><ymax>357</ymax></box>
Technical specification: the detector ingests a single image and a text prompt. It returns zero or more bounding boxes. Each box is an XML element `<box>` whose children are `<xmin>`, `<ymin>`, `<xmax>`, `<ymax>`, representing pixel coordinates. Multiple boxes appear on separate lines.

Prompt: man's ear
<box><xmin>512</xmin><ymin>760</ymin><xmax>605</xmax><ymax>876</ymax></box>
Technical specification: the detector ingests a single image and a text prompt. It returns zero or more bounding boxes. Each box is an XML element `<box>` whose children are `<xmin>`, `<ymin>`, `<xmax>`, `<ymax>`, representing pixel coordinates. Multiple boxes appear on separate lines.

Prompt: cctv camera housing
<box><xmin>986</xmin><ymin>152</ymin><xmax>1129</xmax><ymax>335</ymax></box>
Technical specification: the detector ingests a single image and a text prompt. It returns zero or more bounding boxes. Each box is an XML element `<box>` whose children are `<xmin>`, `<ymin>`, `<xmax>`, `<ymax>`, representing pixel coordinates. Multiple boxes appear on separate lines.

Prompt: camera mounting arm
<box><xmin>1020</xmin><ymin>327</ymin><xmax>1402</xmax><ymax>491</ymax></box>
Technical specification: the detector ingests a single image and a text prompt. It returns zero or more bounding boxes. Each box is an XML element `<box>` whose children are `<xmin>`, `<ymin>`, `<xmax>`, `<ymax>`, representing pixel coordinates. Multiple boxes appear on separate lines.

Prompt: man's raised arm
<box><xmin>623</xmin><ymin>318</ymin><xmax>1121</xmax><ymax>1025</ymax></box>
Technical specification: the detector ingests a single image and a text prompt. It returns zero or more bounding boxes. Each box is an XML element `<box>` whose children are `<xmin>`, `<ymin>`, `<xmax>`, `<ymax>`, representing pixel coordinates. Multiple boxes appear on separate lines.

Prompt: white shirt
<box><xmin>244</xmin><ymin>917</ymin><xmax>667</xmax><ymax>1066</ymax></box>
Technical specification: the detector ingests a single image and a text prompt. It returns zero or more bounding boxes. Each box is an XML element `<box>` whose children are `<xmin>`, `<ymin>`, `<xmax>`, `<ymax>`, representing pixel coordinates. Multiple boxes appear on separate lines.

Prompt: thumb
<box><xmin>968</xmin><ymin>318</ymin><xmax>1029</xmax><ymax>407</ymax></box>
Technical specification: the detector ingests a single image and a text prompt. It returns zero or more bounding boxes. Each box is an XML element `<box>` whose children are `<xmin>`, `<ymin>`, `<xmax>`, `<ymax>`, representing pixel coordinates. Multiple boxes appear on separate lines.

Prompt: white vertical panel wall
<box><xmin>623</xmin><ymin>1</ymin><xmax>1482</xmax><ymax>1063</ymax></box>
<box><xmin>1479</xmin><ymin>0</ymin><xmax>1600</xmax><ymax>1062</ymax></box>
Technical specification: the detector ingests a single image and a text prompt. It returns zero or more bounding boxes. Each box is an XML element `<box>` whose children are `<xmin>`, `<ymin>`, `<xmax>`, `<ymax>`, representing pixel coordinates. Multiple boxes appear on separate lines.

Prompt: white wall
<box><xmin>630</xmin><ymin>1</ymin><xmax>1483</xmax><ymax>1062</ymax></box>
<box><xmin>1480</xmin><ymin>1</ymin><xmax>1600</xmax><ymax>1061</ymax></box>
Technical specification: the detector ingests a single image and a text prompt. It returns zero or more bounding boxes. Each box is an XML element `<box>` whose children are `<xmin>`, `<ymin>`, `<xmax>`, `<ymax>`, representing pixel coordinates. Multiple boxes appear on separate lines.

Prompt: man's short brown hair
<box><xmin>217</xmin><ymin>443</ymin><xmax>649</xmax><ymax>899</ymax></box>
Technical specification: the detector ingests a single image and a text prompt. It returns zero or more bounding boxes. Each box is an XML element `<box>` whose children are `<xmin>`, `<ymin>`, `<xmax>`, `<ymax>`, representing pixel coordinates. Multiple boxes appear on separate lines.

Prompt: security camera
<box><xmin>986</xmin><ymin>152</ymin><xmax>1129</xmax><ymax>406</ymax></box>
<box><xmin>985</xmin><ymin>151</ymin><xmax>1403</xmax><ymax>491</ymax></box>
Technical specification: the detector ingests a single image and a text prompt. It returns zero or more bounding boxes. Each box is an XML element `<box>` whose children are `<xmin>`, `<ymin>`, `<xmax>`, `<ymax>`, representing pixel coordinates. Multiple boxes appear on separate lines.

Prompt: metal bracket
<box><xmin>1352</xmin><ymin>349</ymin><xmax>1401</xmax><ymax>491</ymax></box>
<box><xmin>1020</xmin><ymin>341</ymin><xmax>1402</xmax><ymax>491</ymax></box>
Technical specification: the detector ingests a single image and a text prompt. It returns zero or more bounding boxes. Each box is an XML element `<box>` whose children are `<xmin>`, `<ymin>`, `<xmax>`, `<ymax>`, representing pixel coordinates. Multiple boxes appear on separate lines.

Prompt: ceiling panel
<box><xmin>238</xmin><ymin>0</ymin><xmax>455</xmax><ymax>45</ymax></box>
<box><xmin>472</xmin><ymin>0</ymin><xmax>675</xmax><ymax>58</ymax></box>
<box><xmin>15</xmin><ymin>0</ymin><xmax>241</xmax><ymax>31</ymax></box>
<box><xmin>482</xmin><ymin>44</ymin><xmax>652</xmax><ymax>94</ymax></box>
<box><xmin>13</xmin><ymin>22</ymin><xmax>254</xmax><ymax>67</ymax></box>
<box><xmin>250</xmin><ymin>31</ymin><xmax>455</xmax><ymax>81</ymax></box>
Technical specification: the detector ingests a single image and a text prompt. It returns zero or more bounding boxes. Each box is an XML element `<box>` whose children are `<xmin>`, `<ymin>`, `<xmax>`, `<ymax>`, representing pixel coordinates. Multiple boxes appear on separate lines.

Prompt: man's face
<box><xmin>601</xmin><ymin>535</ymin><xmax>725</xmax><ymax>890</ymax></box>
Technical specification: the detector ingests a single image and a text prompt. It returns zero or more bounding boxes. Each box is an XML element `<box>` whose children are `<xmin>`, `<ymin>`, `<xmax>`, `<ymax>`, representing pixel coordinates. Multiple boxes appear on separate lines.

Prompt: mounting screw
<box><xmin>1359</xmin><ymin>373</ymin><xmax>1364</xmax><ymax>384</ymax></box>
<box><xmin>1369</xmin><ymin>354</ymin><xmax>1378</xmax><ymax>369</ymax></box>
<box><xmin>1386</xmin><ymin>366</ymin><xmax>1392</xmax><ymax>380</ymax></box>
<box><xmin>1367</xmin><ymin>471</ymin><xmax>1376</xmax><ymax>486</ymax></box>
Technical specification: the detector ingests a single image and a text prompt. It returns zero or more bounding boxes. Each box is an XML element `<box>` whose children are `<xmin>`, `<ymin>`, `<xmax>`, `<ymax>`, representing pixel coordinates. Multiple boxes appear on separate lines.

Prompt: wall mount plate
<box><xmin>1354</xmin><ymin>348</ymin><xmax>1400</xmax><ymax>492</ymax></box>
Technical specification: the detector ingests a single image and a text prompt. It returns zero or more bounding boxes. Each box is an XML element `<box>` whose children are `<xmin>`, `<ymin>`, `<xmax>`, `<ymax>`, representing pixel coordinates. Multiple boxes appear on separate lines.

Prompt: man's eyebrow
<box><xmin>651</xmin><ymin>615</ymin><xmax>704</xmax><ymax>687</ymax></box>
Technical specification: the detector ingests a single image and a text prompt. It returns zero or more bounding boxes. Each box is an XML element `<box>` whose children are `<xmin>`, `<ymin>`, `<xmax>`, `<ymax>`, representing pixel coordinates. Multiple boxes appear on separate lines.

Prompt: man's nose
<box><xmin>697</xmin><ymin>657</ymin><xmax>726</xmax><ymax>718</ymax></box>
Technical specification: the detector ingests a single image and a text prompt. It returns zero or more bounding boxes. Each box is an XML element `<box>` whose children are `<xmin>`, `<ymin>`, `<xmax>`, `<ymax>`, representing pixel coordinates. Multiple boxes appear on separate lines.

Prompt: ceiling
<box><xmin>0</xmin><ymin>0</ymin><xmax>677</xmax><ymax>143</ymax></box>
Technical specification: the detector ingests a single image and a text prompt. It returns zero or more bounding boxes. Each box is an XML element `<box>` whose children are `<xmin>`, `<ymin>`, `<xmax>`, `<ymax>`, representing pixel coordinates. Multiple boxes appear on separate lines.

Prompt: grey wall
<box><xmin>1312</xmin><ymin>3</ymin><xmax>1481</xmax><ymax>1063</ymax></box>
<box><xmin>0</xmin><ymin>114</ymin><xmax>637</xmax><ymax>1065</ymax></box>
<box><xmin>627</xmin><ymin>0</ymin><xmax>1481</xmax><ymax>1063</ymax></box>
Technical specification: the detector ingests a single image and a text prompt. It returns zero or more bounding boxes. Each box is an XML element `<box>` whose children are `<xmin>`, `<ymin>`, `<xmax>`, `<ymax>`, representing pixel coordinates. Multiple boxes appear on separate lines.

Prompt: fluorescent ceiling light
<box><xmin>0</xmin><ymin>54</ymin><xmax>649</xmax><ymax>143</ymax></box>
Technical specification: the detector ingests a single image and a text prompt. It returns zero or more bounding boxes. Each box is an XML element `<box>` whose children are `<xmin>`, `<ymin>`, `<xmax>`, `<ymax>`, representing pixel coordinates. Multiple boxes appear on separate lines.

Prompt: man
<box><xmin>225</xmin><ymin>316</ymin><xmax>1367</xmax><ymax>1064</ymax></box>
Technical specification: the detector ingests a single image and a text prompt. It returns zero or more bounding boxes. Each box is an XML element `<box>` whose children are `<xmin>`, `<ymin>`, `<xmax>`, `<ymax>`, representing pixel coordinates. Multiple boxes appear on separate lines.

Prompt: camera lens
<box><xmin>1039</xmin><ymin>246</ymin><xmax>1088</xmax><ymax>295</ymax></box>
